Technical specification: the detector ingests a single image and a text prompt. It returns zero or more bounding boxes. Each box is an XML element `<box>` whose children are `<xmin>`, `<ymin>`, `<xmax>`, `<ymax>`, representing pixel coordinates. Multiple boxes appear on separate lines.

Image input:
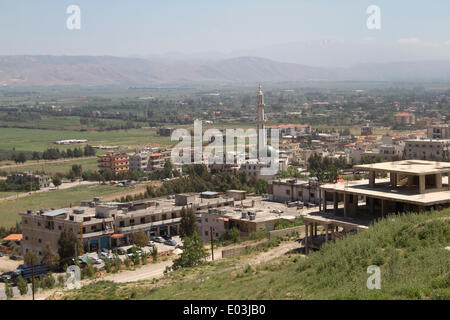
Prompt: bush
<box><xmin>45</xmin><ymin>273</ymin><xmax>56</xmax><ymax>289</ymax></box>
<box><xmin>151</xmin><ymin>246</ymin><xmax>158</xmax><ymax>263</ymax></box>
<box><xmin>124</xmin><ymin>257</ymin><xmax>131</xmax><ymax>269</ymax></box>
<box><xmin>229</xmin><ymin>227</ymin><xmax>241</xmax><ymax>244</ymax></box>
<box><xmin>249</xmin><ymin>229</ymin><xmax>268</xmax><ymax>241</ymax></box>
<box><xmin>86</xmin><ymin>261</ymin><xmax>95</xmax><ymax>278</ymax></box>
<box><xmin>104</xmin><ymin>259</ymin><xmax>111</xmax><ymax>273</ymax></box>
<box><xmin>17</xmin><ymin>276</ymin><xmax>28</xmax><ymax>295</ymax></box>
<box><xmin>4</xmin><ymin>280</ymin><xmax>13</xmax><ymax>300</ymax></box>
<box><xmin>57</xmin><ymin>274</ymin><xmax>66</xmax><ymax>287</ymax></box>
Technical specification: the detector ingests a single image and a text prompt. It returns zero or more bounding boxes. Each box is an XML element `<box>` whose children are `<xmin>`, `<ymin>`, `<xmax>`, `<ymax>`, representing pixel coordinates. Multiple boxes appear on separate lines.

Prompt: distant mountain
<box><xmin>0</xmin><ymin>55</ymin><xmax>449</xmax><ymax>87</ymax></box>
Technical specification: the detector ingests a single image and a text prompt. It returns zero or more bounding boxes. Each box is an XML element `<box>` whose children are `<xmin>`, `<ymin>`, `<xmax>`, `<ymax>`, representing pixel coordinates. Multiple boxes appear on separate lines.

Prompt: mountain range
<box><xmin>0</xmin><ymin>55</ymin><xmax>450</xmax><ymax>87</ymax></box>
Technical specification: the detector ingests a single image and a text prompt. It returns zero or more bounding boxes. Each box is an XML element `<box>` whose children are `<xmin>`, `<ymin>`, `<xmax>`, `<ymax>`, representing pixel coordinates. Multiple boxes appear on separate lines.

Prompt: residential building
<box><xmin>268</xmin><ymin>178</ymin><xmax>321</xmax><ymax>204</ymax></box>
<box><xmin>404</xmin><ymin>139</ymin><xmax>450</xmax><ymax>160</ymax></box>
<box><xmin>129</xmin><ymin>152</ymin><xmax>149</xmax><ymax>172</ymax></box>
<box><xmin>394</xmin><ymin>112</ymin><xmax>415</xmax><ymax>125</ymax></box>
<box><xmin>427</xmin><ymin>124</ymin><xmax>450</xmax><ymax>139</ymax></box>
<box><xmin>97</xmin><ymin>150</ymin><xmax>129</xmax><ymax>174</ymax></box>
<box><xmin>20</xmin><ymin>193</ymin><xmax>235</xmax><ymax>256</ymax></box>
<box><xmin>7</xmin><ymin>173</ymin><xmax>51</xmax><ymax>188</ymax></box>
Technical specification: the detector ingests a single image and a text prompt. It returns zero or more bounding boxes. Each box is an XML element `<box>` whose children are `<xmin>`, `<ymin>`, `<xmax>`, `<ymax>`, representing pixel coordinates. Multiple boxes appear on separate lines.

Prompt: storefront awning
<box><xmin>110</xmin><ymin>233</ymin><xmax>124</xmax><ymax>238</ymax></box>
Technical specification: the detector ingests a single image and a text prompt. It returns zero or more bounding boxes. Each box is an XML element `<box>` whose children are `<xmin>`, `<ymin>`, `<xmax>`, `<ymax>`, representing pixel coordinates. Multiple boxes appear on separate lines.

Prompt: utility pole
<box><xmin>31</xmin><ymin>264</ymin><xmax>35</xmax><ymax>301</ymax></box>
<box><xmin>210</xmin><ymin>227</ymin><xmax>214</xmax><ymax>261</ymax></box>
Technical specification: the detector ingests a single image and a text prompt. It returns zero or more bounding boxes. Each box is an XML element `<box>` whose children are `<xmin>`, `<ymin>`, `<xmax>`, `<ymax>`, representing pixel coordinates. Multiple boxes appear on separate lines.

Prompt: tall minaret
<box><xmin>256</xmin><ymin>84</ymin><xmax>266</xmax><ymax>158</ymax></box>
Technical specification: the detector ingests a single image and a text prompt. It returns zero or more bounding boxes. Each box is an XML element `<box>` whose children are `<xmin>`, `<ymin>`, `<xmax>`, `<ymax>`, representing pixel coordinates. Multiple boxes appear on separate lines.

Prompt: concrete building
<box><xmin>7</xmin><ymin>173</ymin><xmax>51</xmax><ymax>188</ymax></box>
<box><xmin>129</xmin><ymin>152</ymin><xmax>149</xmax><ymax>172</ymax></box>
<box><xmin>361</xmin><ymin>125</ymin><xmax>373</xmax><ymax>136</ymax></box>
<box><xmin>404</xmin><ymin>139</ymin><xmax>450</xmax><ymax>160</ymax></box>
<box><xmin>97</xmin><ymin>150</ymin><xmax>130</xmax><ymax>174</ymax></box>
<box><xmin>199</xmin><ymin>199</ymin><xmax>295</xmax><ymax>242</ymax></box>
<box><xmin>20</xmin><ymin>193</ymin><xmax>235</xmax><ymax>256</ymax></box>
<box><xmin>157</xmin><ymin>127</ymin><xmax>175</xmax><ymax>137</ymax></box>
<box><xmin>268</xmin><ymin>178</ymin><xmax>321</xmax><ymax>205</ymax></box>
<box><xmin>320</xmin><ymin>160</ymin><xmax>450</xmax><ymax>219</ymax></box>
<box><xmin>427</xmin><ymin>124</ymin><xmax>450</xmax><ymax>139</ymax></box>
<box><xmin>394</xmin><ymin>112</ymin><xmax>415</xmax><ymax>125</ymax></box>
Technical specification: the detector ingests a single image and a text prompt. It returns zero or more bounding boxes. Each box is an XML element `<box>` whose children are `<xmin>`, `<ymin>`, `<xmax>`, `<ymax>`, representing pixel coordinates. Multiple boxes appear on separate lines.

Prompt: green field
<box><xmin>0</xmin><ymin>191</ymin><xmax>17</xmax><ymax>199</ymax></box>
<box><xmin>60</xmin><ymin>210</ymin><xmax>450</xmax><ymax>300</ymax></box>
<box><xmin>0</xmin><ymin>184</ymin><xmax>133</xmax><ymax>227</ymax></box>
<box><xmin>0</xmin><ymin>157</ymin><xmax>99</xmax><ymax>176</ymax></box>
<box><xmin>0</xmin><ymin>127</ymin><xmax>175</xmax><ymax>152</ymax></box>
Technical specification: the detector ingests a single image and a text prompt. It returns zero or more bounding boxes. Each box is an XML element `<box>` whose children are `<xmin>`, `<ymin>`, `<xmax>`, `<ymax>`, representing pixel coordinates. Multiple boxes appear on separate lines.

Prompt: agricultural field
<box><xmin>0</xmin><ymin>184</ymin><xmax>134</xmax><ymax>228</ymax></box>
<box><xmin>0</xmin><ymin>127</ymin><xmax>175</xmax><ymax>153</ymax></box>
<box><xmin>0</xmin><ymin>157</ymin><xmax>99</xmax><ymax>176</ymax></box>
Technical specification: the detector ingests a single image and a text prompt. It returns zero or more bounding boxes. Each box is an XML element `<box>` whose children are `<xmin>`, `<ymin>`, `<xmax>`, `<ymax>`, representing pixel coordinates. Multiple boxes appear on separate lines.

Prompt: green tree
<box><xmin>24</xmin><ymin>251</ymin><xmax>40</xmax><ymax>267</ymax></box>
<box><xmin>17</xmin><ymin>276</ymin><xmax>28</xmax><ymax>295</ymax></box>
<box><xmin>130</xmin><ymin>231</ymin><xmax>149</xmax><ymax>248</ymax></box>
<box><xmin>179</xmin><ymin>207</ymin><xmax>198</xmax><ymax>238</ymax></box>
<box><xmin>4</xmin><ymin>280</ymin><xmax>13</xmax><ymax>299</ymax></box>
<box><xmin>57</xmin><ymin>229</ymin><xmax>82</xmax><ymax>267</ymax></box>
<box><xmin>41</xmin><ymin>242</ymin><xmax>58</xmax><ymax>270</ymax></box>
<box><xmin>151</xmin><ymin>246</ymin><xmax>158</xmax><ymax>263</ymax></box>
<box><xmin>229</xmin><ymin>227</ymin><xmax>241</xmax><ymax>243</ymax></box>
<box><xmin>172</xmin><ymin>231</ymin><xmax>208</xmax><ymax>270</ymax></box>
<box><xmin>52</xmin><ymin>176</ymin><xmax>62</xmax><ymax>188</ymax></box>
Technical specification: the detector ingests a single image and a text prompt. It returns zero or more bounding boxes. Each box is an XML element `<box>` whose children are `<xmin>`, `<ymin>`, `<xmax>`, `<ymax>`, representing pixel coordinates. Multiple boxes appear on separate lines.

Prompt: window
<box><xmin>38</xmin><ymin>239</ymin><xmax>42</xmax><ymax>243</ymax></box>
<box><xmin>140</xmin><ymin>217</ymin><xmax>145</xmax><ymax>224</ymax></box>
<box><xmin>286</xmin><ymin>189</ymin><xmax>290</xmax><ymax>195</ymax></box>
<box><xmin>205</xmin><ymin>218</ymin><xmax>208</xmax><ymax>222</ymax></box>
<box><xmin>119</xmin><ymin>221</ymin><xmax>124</xmax><ymax>227</ymax></box>
<box><xmin>205</xmin><ymin>230</ymin><xmax>209</xmax><ymax>236</ymax></box>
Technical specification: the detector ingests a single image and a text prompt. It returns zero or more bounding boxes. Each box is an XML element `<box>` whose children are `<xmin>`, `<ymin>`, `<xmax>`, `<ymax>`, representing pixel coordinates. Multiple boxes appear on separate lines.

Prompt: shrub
<box><xmin>4</xmin><ymin>280</ymin><xmax>13</xmax><ymax>299</ymax></box>
<box><xmin>17</xmin><ymin>276</ymin><xmax>28</xmax><ymax>295</ymax></box>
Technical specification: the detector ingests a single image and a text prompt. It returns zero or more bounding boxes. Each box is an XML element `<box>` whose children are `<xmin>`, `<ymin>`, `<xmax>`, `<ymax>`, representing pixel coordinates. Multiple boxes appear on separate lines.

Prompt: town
<box><xmin>0</xmin><ymin>83</ymin><xmax>449</xmax><ymax>300</ymax></box>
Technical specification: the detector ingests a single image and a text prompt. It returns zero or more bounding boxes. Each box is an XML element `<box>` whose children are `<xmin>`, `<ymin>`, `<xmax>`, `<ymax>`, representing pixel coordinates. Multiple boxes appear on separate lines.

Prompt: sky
<box><xmin>0</xmin><ymin>1</ymin><xmax>449</xmax><ymax>65</ymax></box>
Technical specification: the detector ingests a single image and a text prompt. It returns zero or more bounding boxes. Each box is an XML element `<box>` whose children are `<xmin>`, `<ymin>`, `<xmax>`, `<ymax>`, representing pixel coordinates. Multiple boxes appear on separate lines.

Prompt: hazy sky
<box><xmin>1</xmin><ymin>0</ymin><xmax>449</xmax><ymax>63</ymax></box>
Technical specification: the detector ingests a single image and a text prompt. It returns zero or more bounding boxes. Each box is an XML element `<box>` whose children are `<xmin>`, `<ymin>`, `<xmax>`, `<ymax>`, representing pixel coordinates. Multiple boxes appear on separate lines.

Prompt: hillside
<box><xmin>1</xmin><ymin>55</ymin><xmax>450</xmax><ymax>86</ymax></box>
<box><xmin>56</xmin><ymin>210</ymin><xmax>450</xmax><ymax>300</ymax></box>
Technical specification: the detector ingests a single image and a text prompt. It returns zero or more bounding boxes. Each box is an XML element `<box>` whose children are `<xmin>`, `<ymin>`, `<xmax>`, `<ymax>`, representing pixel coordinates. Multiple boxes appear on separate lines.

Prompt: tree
<box><xmin>24</xmin><ymin>251</ymin><xmax>40</xmax><ymax>267</ymax></box>
<box><xmin>229</xmin><ymin>227</ymin><xmax>241</xmax><ymax>243</ymax></box>
<box><xmin>130</xmin><ymin>231</ymin><xmax>149</xmax><ymax>248</ymax></box>
<box><xmin>52</xmin><ymin>176</ymin><xmax>62</xmax><ymax>189</ymax></box>
<box><xmin>150</xmin><ymin>246</ymin><xmax>158</xmax><ymax>263</ymax></box>
<box><xmin>179</xmin><ymin>207</ymin><xmax>198</xmax><ymax>238</ymax></box>
<box><xmin>57</xmin><ymin>229</ymin><xmax>81</xmax><ymax>267</ymax></box>
<box><xmin>172</xmin><ymin>231</ymin><xmax>208</xmax><ymax>269</ymax></box>
<box><xmin>15</xmin><ymin>152</ymin><xmax>27</xmax><ymax>164</ymax></box>
<box><xmin>17</xmin><ymin>276</ymin><xmax>28</xmax><ymax>295</ymax></box>
<box><xmin>4</xmin><ymin>280</ymin><xmax>13</xmax><ymax>299</ymax></box>
<box><xmin>41</xmin><ymin>242</ymin><xmax>58</xmax><ymax>270</ymax></box>
<box><xmin>163</xmin><ymin>159</ymin><xmax>173</xmax><ymax>178</ymax></box>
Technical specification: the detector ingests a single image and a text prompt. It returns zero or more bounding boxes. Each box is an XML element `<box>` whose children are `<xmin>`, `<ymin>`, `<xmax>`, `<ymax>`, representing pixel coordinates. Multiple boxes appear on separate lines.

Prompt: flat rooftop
<box><xmin>354</xmin><ymin>160</ymin><xmax>450</xmax><ymax>175</ymax></box>
<box><xmin>322</xmin><ymin>178</ymin><xmax>450</xmax><ymax>206</ymax></box>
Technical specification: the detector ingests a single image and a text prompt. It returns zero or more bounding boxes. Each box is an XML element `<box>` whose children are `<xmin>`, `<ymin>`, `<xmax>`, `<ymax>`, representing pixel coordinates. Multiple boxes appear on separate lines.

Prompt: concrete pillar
<box><xmin>369</xmin><ymin>171</ymin><xmax>375</xmax><ymax>187</ymax></box>
<box><xmin>325</xmin><ymin>224</ymin><xmax>329</xmax><ymax>243</ymax></box>
<box><xmin>369</xmin><ymin>197</ymin><xmax>375</xmax><ymax>215</ymax></box>
<box><xmin>436</xmin><ymin>173</ymin><xmax>442</xmax><ymax>189</ymax></box>
<box><xmin>419</xmin><ymin>175</ymin><xmax>426</xmax><ymax>194</ymax></box>
<box><xmin>408</xmin><ymin>175</ymin><xmax>414</xmax><ymax>188</ymax></box>
<box><xmin>167</xmin><ymin>225</ymin><xmax>171</xmax><ymax>237</ymax></box>
<box><xmin>305</xmin><ymin>222</ymin><xmax>309</xmax><ymax>254</ymax></box>
<box><xmin>344</xmin><ymin>194</ymin><xmax>349</xmax><ymax>217</ymax></box>
<box><xmin>322</xmin><ymin>190</ymin><xmax>327</xmax><ymax>212</ymax></box>
<box><xmin>333</xmin><ymin>192</ymin><xmax>338</xmax><ymax>214</ymax></box>
<box><xmin>381</xmin><ymin>199</ymin><xmax>387</xmax><ymax>218</ymax></box>
<box><xmin>390</xmin><ymin>172</ymin><xmax>397</xmax><ymax>188</ymax></box>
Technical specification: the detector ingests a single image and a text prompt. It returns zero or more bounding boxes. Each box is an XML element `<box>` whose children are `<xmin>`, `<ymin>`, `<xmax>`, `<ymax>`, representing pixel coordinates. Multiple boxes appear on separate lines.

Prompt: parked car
<box><xmin>0</xmin><ymin>271</ymin><xmax>20</xmax><ymax>283</ymax></box>
<box><xmin>147</xmin><ymin>240</ymin><xmax>155</xmax><ymax>246</ymax></box>
<box><xmin>98</xmin><ymin>252</ymin><xmax>113</xmax><ymax>260</ymax></box>
<box><xmin>9</xmin><ymin>254</ymin><xmax>21</xmax><ymax>260</ymax></box>
<box><xmin>154</xmin><ymin>236</ymin><xmax>165</xmax><ymax>243</ymax></box>
<box><xmin>90</xmin><ymin>257</ymin><xmax>103</xmax><ymax>265</ymax></box>
<box><xmin>164</xmin><ymin>239</ymin><xmax>176</xmax><ymax>246</ymax></box>
<box><xmin>116</xmin><ymin>248</ymin><xmax>126</xmax><ymax>255</ymax></box>
<box><xmin>162</xmin><ymin>234</ymin><xmax>172</xmax><ymax>240</ymax></box>
<box><xmin>0</xmin><ymin>252</ymin><xmax>3</xmax><ymax>257</ymax></box>
<box><xmin>100</xmin><ymin>248</ymin><xmax>109</xmax><ymax>254</ymax></box>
